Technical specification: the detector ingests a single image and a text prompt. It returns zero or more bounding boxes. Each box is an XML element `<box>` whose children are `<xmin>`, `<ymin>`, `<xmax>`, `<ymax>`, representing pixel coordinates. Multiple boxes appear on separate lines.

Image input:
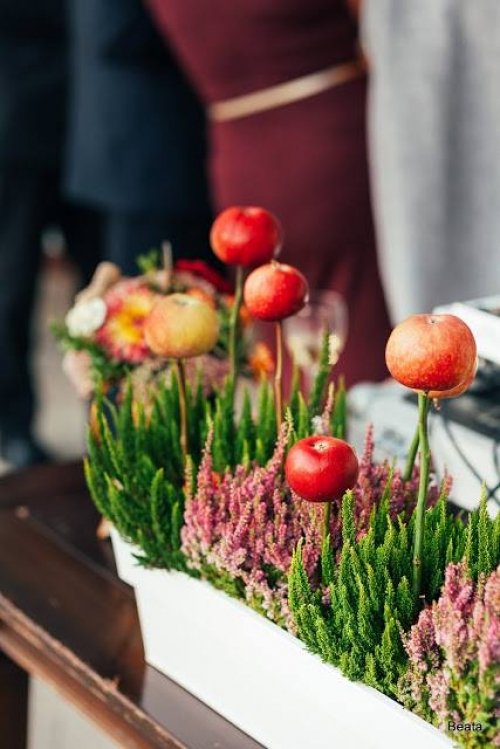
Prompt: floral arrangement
<box><xmin>83</xmin><ymin>206</ymin><xmax>500</xmax><ymax>747</ymax></box>
<box><xmin>54</xmin><ymin>250</ymin><xmax>264</xmax><ymax>401</ymax></box>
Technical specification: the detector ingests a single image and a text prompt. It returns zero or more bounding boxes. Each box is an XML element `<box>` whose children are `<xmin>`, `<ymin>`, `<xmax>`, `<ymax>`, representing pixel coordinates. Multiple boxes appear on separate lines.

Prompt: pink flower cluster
<box><xmin>182</xmin><ymin>422</ymin><xmax>440</xmax><ymax>626</ymax></box>
<box><xmin>400</xmin><ymin>562</ymin><xmax>500</xmax><ymax>746</ymax></box>
<box><xmin>95</xmin><ymin>278</ymin><xmax>158</xmax><ymax>363</ymax></box>
<box><xmin>328</xmin><ymin>425</ymin><xmax>442</xmax><ymax>550</ymax></box>
<box><xmin>182</xmin><ymin>424</ymin><xmax>322</xmax><ymax>626</ymax></box>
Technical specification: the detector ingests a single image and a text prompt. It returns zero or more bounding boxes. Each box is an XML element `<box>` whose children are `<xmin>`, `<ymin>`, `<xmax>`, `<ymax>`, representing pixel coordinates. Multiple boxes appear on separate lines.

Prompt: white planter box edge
<box><xmin>110</xmin><ymin>528</ymin><xmax>452</xmax><ymax>749</ymax></box>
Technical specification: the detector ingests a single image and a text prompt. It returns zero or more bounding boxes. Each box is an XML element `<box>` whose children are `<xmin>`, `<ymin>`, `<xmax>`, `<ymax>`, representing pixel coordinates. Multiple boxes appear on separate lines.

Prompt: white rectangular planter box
<box><xmin>111</xmin><ymin>529</ymin><xmax>452</xmax><ymax>749</ymax></box>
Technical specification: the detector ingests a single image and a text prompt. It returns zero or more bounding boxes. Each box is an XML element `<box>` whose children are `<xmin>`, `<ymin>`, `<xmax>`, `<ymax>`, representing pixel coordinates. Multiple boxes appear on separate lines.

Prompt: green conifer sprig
<box><xmin>85</xmin><ymin>350</ymin><xmax>337</xmax><ymax>569</ymax></box>
<box><xmin>308</xmin><ymin>329</ymin><xmax>331</xmax><ymax>419</ymax></box>
<box><xmin>288</xmin><ymin>487</ymin><xmax>499</xmax><ymax>697</ymax></box>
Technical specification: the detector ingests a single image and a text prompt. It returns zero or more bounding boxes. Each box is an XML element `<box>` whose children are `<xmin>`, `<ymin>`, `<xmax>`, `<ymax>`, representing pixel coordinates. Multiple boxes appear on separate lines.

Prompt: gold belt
<box><xmin>208</xmin><ymin>59</ymin><xmax>365</xmax><ymax>123</ymax></box>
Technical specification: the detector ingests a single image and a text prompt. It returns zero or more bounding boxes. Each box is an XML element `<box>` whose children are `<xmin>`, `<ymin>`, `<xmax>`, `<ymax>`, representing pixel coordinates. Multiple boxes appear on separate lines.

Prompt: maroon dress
<box><xmin>145</xmin><ymin>0</ymin><xmax>391</xmax><ymax>385</ymax></box>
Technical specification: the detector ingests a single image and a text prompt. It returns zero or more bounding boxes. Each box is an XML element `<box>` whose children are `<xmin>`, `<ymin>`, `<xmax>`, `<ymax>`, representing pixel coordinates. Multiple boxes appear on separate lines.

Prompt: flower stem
<box><xmin>413</xmin><ymin>391</ymin><xmax>431</xmax><ymax>600</ymax></box>
<box><xmin>176</xmin><ymin>358</ymin><xmax>189</xmax><ymax>462</ymax></box>
<box><xmin>274</xmin><ymin>320</ymin><xmax>284</xmax><ymax>425</ymax></box>
<box><xmin>229</xmin><ymin>265</ymin><xmax>244</xmax><ymax>389</ymax></box>
<box><xmin>323</xmin><ymin>501</ymin><xmax>332</xmax><ymax>547</ymax></box>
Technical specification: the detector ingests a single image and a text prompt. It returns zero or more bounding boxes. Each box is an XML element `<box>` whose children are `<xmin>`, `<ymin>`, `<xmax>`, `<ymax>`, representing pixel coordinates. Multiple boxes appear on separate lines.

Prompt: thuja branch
<box><xmin>413</xmin><ymin>392</ymin><xmax>431</xmax><ymax>599</ymax></box>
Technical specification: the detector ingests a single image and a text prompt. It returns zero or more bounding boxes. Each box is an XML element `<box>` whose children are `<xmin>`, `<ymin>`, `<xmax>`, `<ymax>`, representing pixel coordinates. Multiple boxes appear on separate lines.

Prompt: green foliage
<box><xmin>51</xmin><ymin>321</ymin><xmax>128</xmax><ymax>385</ymax></box>
<box><xmin>85</xmin><ymin>358</ymin><xmax>340</xmax><ymax>569</ymax></box>
<box><xmin>288</xmin><ymin>486</ymin><xmax>499</xmax><ymax>698</ymax></box>
<box><xmin>331</xmin><ymin>376</ymin><xmax>347</xmax><ymax>439</ymax></box>
<box><xmin>308</xmin><ymin>329</ymin><xmax>331</xmax><ymax>419</ymax></box>
<box><xmin>136</xmin><ymin>248</ymin><xmax>161</xmax><ymax>274</ymax></box>
<box><xmin>85</xmin><ymin>385</ymin><xmax>187</xmax><ymax>569</ymax></box>
<box><xmin>464</xmin><ymin>488</ymin><xmax>499</xmax><ymax>580</ymax></box>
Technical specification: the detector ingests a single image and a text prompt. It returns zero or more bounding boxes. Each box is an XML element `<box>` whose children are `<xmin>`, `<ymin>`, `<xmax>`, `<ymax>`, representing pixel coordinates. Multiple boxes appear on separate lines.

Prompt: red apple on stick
<box><xmin>244</xmin><ymin>261</ymin><xmax>309</xmax><ymax>424</ymax></box>
<box><xmin>428</xmin><ymin>356</ymin><xmax>478</xmax><ymax>400</ymax></box>
<box><xmin>243</xmin><ymin>262</ymin><xmax>309</xmax><ymax>322</ymax></box>
<box><xmin>384</xmin><ymin>313</ymin><xmax>477</xmax><ymax>599</ymax></box>
<box><xmin>210</xmin><ymin>206</ymin><xmax>282</xmax><ymax>390</ymax></box>
<box><xmin>385</xmin><ymin>314</ymin><xmax>477</xmax><ymax>392</ymax></box>
<box><xmin>144</xmin><ymin>293</ymin><xmax>219</xmax><ymax>460</ymax></box>
<box><xmin>286</xmin><ymin>436</ymin><xmax>359</xmax><ymax>502</ymax></box>
<box><xmin>285</xmin><ymin>436</ymin><xmax>359</xmax><ymax>544</ymax></box>
<box><xmin>210</xmin><ymin>206</ymin><xmax>282</xmax><ymax>267</ymax></box>
<box><xmin>144</xmin><ymin>294</ymin><xmax>219</xmax><ymax>359</ymax></box>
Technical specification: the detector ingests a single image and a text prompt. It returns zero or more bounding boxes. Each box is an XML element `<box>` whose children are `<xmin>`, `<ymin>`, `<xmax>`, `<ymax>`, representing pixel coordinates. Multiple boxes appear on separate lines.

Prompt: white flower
<box><xmin>65</xmin><ymin>297</ymin><xmax>107</xmax><ymax>338</ymax></box>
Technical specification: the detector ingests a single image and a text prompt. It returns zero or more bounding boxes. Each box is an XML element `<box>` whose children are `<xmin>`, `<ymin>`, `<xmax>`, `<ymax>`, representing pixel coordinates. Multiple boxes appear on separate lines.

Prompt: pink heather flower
<box><xmin>182</xmin><ymin>423</ymin><xmax>321</xmax><ymax>627</ymax></box>
<box><xmin>433</xmin><ymin>563</ymin><xmax>476</xmax><ymax>673</ymax></box>
<box><xmin>399</xmin><ymin>563</ymin><xmax>500</xmax><ymax>744</ymax></box>
<box><xmin>182</xmin><ymin>423</ymin><xmax>443</xmax><ymax>628</ymax></box>
<box><xmin>328</xmin><ymin>424</ymin><xmax>441</xmax><ymax>550</ymax></box>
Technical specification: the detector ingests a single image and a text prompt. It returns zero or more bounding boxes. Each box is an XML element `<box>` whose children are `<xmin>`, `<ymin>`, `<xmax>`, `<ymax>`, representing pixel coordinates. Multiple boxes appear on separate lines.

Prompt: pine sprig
<box><xmin>308</xmin><ymin>329</ymin><xmax>331</xmax><ymax>419</ymax></box>
<box><xmin>288</xmin><ymin>489</ymin><xmax>499</xmax><ymax>697</ymax></box>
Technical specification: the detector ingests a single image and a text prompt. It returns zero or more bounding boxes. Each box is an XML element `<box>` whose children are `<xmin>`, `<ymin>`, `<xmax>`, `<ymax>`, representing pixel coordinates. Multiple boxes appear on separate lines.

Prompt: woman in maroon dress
<box><xmin>145</xmin><ymin>0</ymin><xmax>391</xmax><ymax>384</ymax></box>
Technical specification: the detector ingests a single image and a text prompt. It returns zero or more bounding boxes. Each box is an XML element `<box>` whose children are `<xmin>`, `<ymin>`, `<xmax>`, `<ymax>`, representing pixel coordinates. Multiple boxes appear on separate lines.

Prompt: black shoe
<box><xmin>0</xmin><ymin>434</ymin><xmax>52</xmax><ymax>470</ymax></box>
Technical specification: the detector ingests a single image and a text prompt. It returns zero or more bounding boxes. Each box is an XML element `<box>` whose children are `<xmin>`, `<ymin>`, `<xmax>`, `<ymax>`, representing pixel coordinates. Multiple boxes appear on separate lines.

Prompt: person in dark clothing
<box><xmin>65</xmin><ymin>0</ymin><xmax>213</xmax><ymax>275</ymax></box>
<box><xmin>0</xmin><ymin>0</ymin><xmax>102</xmax><ymax>468</ymax></box>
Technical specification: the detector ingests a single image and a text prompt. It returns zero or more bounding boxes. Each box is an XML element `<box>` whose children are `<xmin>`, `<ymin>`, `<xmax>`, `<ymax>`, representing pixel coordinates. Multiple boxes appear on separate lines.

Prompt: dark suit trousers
<box><xmin>0</xmin><ymin>167</ymin><xmax>101</xmax><ymax>436</ymax></box>
<box><xmin>104</xmin><ymin>211</ymin><xmax>213</xmax><ymax>276</ymax></box>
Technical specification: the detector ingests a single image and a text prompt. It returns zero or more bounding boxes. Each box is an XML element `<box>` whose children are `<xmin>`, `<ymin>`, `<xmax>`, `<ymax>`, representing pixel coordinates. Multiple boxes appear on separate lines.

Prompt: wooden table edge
<box><xmin>0</xmin><ymin>593</ymin><xmax>183</xmax><ymax>749</ymax></box>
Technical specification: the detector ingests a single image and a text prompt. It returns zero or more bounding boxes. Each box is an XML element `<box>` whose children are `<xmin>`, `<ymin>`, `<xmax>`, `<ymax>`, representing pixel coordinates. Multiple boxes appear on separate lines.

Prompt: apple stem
<box><xmin>412</xmin><ymin>391</ymin><xmax>431</xmax><ymax>600</ymax></box>
<box><xmin>274</xmin><ymin>320</ymin><xmax>284</xmax><ymax>425</ymax></box>
<box><xmin>323</xmin><ymin>501</ymin><xmax>332</xmax><ymax>547</ymax></box>
<box><xmin>176</xmin><ymin>358</ymin><xmax>189</xmax><ymax>463</ymax></box>
<box><xmin>229</xmin><ymin>265</ymin><xmax>244</xmax><ymax>390</ymax></box>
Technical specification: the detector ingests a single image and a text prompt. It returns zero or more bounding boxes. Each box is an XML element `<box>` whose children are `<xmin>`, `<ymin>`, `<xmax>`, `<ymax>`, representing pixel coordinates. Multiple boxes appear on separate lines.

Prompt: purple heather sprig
<box><xmin>182</xmin><ymin>422</ymin><xmax>322</xmax><ymax>626</ymax></box>
<box><xmin>399</xmin><ymin>562</ymin><xmax>500</xmax><ymax>747</ymax></box>
<box><xmin>182</xmin><ymin>422</ymin><xmax>443</xmax><ymax>627</ymax></box>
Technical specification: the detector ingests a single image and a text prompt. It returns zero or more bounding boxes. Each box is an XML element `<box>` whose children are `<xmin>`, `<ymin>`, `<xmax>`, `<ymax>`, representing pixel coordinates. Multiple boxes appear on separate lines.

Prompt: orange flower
<box><xmin>95</xmin><ymin>279</ymin><xmax>158</xmax><ymax>363</ymax></box>
<box><xmin>249</xmin><ymin>342</ymin><xmax>275</xmax><ymax>378</ymax></box>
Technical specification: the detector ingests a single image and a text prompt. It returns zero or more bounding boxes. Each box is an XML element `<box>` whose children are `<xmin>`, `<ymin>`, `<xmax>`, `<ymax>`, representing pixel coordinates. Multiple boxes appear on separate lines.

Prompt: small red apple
<box><xmin>243</xmin><ymin>262</ymin><xmax>309</xmax><ymax>322</ymax></box>
<box><xmin>210</xmin><ymin>206</ymin><xmax>282</xmax><ymax>267</ymax></box>
<box><xmin>385</xmin><ymin>314</ymin><xmax>477</xmax><ymax>392</ymax></box>
<box><xmin>285</xmin><ymin>436</ymin><xmax>359</xmax><ymax>503</ymax></box>
<box><xmin>144</xmin><ymin>293</ymin><xmax>219</xmax><ymax>359</ymax></box>
<box><xmin>428</xmin><ymin>356</ymin><xmax>478</xmax><ymax>400</ymax></box>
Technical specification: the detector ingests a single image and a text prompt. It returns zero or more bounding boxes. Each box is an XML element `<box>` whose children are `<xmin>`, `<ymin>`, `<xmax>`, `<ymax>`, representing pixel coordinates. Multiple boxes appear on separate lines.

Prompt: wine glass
<box><xmin>283</xmin><ymin>290</ymin><xmax>348</xmax><ymax>393</ymax></box>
